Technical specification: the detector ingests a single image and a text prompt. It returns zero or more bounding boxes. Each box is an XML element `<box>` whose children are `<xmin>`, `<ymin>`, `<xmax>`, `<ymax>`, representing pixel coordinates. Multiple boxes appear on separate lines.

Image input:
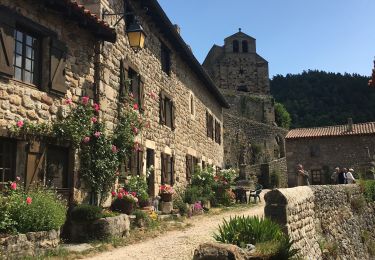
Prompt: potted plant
<box><xmin>111</xmin><ymin>189</ymin><xmax>138</xmax><ymax>215</ymax></box>
<box><xmin>159</xmin><ymin>184</ymin><xmax>175</xmax><ymax>202</ymax></box>
<box><xmin>138</xmin><ymin>191</ymin><xmax>150</xmax><ymax>208</ymax></box>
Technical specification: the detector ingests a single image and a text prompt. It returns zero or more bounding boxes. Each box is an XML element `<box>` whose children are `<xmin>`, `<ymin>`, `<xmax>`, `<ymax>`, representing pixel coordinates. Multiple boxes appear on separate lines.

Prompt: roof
<box><xmin>140</xmin><ymin>0</ymin><xmax>230</xmax><ymax>108</ymax></box>
<box><xmin>42</xmin><ymin>0</ymin><xmax>116</xmax><ymax>42</ymax></box>
<box><xmin>286</xmin><ymin>122</ymin><xmax>375</xmax><ymax>139</ymax></box>
<box><xmin>224</xmin><ymin>30</ymin><xmax>255</xmax><ymax>41</ymax></box>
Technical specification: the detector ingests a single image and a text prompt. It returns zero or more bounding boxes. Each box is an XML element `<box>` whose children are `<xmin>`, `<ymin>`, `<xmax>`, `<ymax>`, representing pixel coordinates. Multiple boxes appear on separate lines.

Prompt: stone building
<box><xmin>0</xmin><ymin>0</ymin><xmax>228</xmax><ymax>202</ymax></box>
<box><xmin>203</xmin><ymin>29</ymin><xmax>287</xmax><ymax>186</ymax></box>
<box><xmin>286</xmin><ymin>120</ymin><xmax>375</xmax><ymax>187</ymax></box>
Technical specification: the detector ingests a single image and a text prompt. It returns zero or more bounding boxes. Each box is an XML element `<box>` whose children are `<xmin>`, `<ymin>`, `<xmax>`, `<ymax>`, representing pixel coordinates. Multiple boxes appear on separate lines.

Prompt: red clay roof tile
<box><xmin>286</xmin><ymin>122</ymin><xmax>375</xmax><ymax>139</ymax></box>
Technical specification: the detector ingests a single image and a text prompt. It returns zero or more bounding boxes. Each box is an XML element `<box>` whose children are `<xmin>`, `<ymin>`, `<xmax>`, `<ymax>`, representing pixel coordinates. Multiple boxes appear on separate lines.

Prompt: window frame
<box><xmin>161</xmin><ymin>42</ymin><xmax>171</xmax><ymax>76</ymax></box>
<box><xmin>160</xmin><ymin>91</ymin><xmax>175</xmax><ymax>130</ymax></box>
<box><xmin>206</xmin><ymin>111</ymin><xmax>214</xmax><ymax>140</ymax></box>
<box><xmin>0</xmin><ymin>137</ymin><xmax>17</xmax><ymax>185</ymax></box>
<box><xmin>233</xmin><ymin>40</ymin><xmax>239</xmax><ymax>53</ymax></box>
<box><xmin>242</xmin><ymin>40</ymin><xmax>248</xmax><ymax>53</ymax></box>
<box><xmin>161</xmin><ymin>152</ymin><xmax>174</xmax><ymax>185</ymax></box>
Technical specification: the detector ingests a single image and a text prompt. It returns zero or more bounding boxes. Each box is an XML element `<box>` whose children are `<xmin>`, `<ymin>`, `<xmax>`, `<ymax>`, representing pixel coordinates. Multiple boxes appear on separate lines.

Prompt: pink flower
<box><xmin>132</xmin><ymin>126</ymin><xmax>138</xmax><ymax>135</ymax></box>
<box><xmin>131</xmin><ymin>192</ymin><xmax>137</xmax><ymax>197</ymax></box>
<box><xmin>65</xmin><ymin>98</ymin><xmax>72</xmax><ymax>105</ymax></box>
<box><xmin>16</xmin><ymin>176</ymin><xmax>21</xmax><ymax>181</ymax></box>
<box><xmin>10</xmin><ymin>182</ymin><xmax>17</xmax><ymax>190</ymax></box>
<box><xmin>119</xmin><ymin>188</ymin><xmax>124</xmax><ymax>193</ymax></box>
<box><xmin>134</xmin><ymin>142</ymin><xmax>141</xmax><ymax>151</ymax></box>
<box><xmin>112</xmin><ymin>145</ymin><xmax>118</xmax><ymax>153</ymax></box>
<box><xmin>82</xmin><ymin>96</ymin><xmax>89</xmax><ymax>105</ymax></box>
<box><xmin>83</xmin><ymin>136</ymin><xmax>90</xmax><ymax>143</ymax></box>
<box><xmin>149</xmin><ymin>91</ymin><xmax>157</xmax><ymax>100</ymax></box>
<box><xmin>111</xmin><ymin>191</ymin><xmax>117</xmax><ymax>197</ymax></box>
<box><xmin>26</xmin><ymin>197</ymin><xmax>32</xmax><ymax>205</ymax></box>
<box><xmin>117</xmin><ymin>192</ymin><xmax>123</xmax><ymax>199</ymax></box>
<box><xmin>16</xmin><ymin>120</ymin><xmax>24</xmax><ymax>128</ymax></box>
<box><xmin>91</xmin><ymin>117</ymin><xmax>98</xmax><ymax>123</ymax></box>
<box><xmin>133</xmin><ymin>103</ymin><xmax>139</xmax><ymax>110</ymax></box>
<box><xmin>93</xmin><ymin>103</ymin><xmax>100</xmax><ymax>112</ymax></box>
<box><xmin>94</xmin><ymin>132</ymin><xmax>101</xmax><ymax>138</ymax></box>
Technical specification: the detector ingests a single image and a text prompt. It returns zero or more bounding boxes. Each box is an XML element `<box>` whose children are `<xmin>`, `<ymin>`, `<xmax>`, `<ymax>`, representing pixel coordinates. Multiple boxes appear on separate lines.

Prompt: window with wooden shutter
<box><xmin>46</xmin><ymin>145</ymin><xmax>69</xmax><ymax>189</ymax></box>
<box><xmin>119</xmin><ymin>59</ymin><xmax>129</xmax><ymax>101</ymax></box>
<box><xmin>170</xmin><ymin>156</ymin><xmax>175</xmax><ymax>185</ymax></box>
<box><xmin>206</xmin><ymin>111</ymin><xmax>214</xmax><ymax>140</ymax></box>
<box><xmin>161</xmin><ymin>153</ymin><xmax>174</xmax><ymax>185</ymax></box>
<box><xmin>161</xmin><ymin>42</ymin><xmax>171</xmax><ymax>75</ymax></box>
<box><xmin>186</xmin><ymin>154</ymin><xmax>192</xmax><ymax>182</ymax></box>
<box><xmin>25</xmin><ymin>141</ymin><xmax>46</xmax><ymax>190</ymax></box>
<box><xmin>0</xmin><ymin>11</ymin><xmax>15</xmax><ymax>76</ymax></box>
<box><xmin>50</xmin><ymin>38</ymin><xmax>67</xmax><ymax>94</ymax></box>
<box><xmin>139</xmin><ymin>76</ymin><xmax>145</xmax><ymax>111</ymax></box>
<box><xmin>161</xmin><ymin>153</ymin><xmax>166</xmax><ymax>184</ymax></box>
<box><xmin>160</xmin><ymin>92</ymin><xmax>166</xmax><ymax>125</ymax></box>
<box><xmin>215</xmin><ymin>120</ymin><xmax>221</xmax><ymax>144</ymax></box>
<box><xmin>128</xmin><ymin>149</ymin><xmax>143</xmax><ymax>176</ymax></box>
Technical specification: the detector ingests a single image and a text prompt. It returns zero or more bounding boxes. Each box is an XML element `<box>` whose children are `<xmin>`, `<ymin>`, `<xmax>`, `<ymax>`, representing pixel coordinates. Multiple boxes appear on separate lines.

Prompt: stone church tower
<box><xmin>203</xmin><ymin>29</ymin><xmax>287</xmax><ymax>180</ymax></box>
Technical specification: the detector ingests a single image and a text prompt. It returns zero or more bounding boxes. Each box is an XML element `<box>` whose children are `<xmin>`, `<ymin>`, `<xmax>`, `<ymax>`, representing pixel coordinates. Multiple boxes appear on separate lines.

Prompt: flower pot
<box><xmin>160</xmin><ymin>193</ymin><xmax>173</xmax><ymax>202</ymax></box>
<box><xmin>111</xmin><ymin>199</ymin><xmax>135</xmax><ymax>215</ymax></box>
<box><xmin>139</xmin><ymin>199</ymin><xmax>151</xmax><ymax>208</ymax></box>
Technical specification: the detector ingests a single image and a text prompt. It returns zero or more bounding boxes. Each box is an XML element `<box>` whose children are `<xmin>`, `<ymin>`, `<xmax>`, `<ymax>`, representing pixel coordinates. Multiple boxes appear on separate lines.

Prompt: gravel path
<box><xmin>87</xmin><ymin>193</ymin><xmax>267</xmax><ymax>260</ymax></box>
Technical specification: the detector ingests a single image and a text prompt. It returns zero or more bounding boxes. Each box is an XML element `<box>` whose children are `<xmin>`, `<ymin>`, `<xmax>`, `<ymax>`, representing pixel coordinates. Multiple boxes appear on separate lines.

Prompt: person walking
<box><xmin>346</xmin><ymin>168</ymin><xmax>356</xmax><ymax>184</ymax></box>
<box><xmin>296</xmin><ymin>164</ymin><xmax>310</xmax><ymax>186</ymax></box>
<box><xmin>338</xmin><ymin>168</ymin><xmax>346</xmax><ymax>184</ymax></box>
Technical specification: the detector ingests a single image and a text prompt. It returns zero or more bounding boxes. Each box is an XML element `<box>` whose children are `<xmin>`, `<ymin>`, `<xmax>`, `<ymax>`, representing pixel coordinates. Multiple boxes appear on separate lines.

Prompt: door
<box><xmin>311</xmin><ymin>169</ymin><xmax>323</xmax><ymax>185</ymax></box>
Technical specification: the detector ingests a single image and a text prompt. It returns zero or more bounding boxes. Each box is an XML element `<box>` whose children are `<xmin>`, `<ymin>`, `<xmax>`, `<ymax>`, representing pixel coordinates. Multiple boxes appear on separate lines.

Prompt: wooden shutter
<box><xmin>171</xmin><ymin>156</ymin><xmax>175</xmax><ymax>186</ymax></box>
<box><xmin>161</xmin><ymin>153</ymin><xmax>165</xmax><ymax>184</ymax></box>
<box><xmin>50</xmin><ymin>38</ymin><xmax>67</xmax><ymax>94</ymax></box>
<box><xmin>119</xmin><ymin>59</ymin><xmax>129</xmax><ymax>100</ymax></box>
<box><xmin>139</xmin><ymin>76</ymin><xmax>145</xmax><ymax>111</ymax></box>
<box><xmin>160</xmin><ymin>92</ymin><xmax>166</xmax><ymax>125</ymax></box>
<box><xmin>206</xmin><ymin>111</ymin><xmax>209</xmax><ymax>137</ymax></box>
<box><xmin>138</xmin><ymin>150</ymin><xmax>144</xmax><ymax>176</ymax></box>
<box><xmin>0</xmin><ymin>10</ymin><xmax>15</xmax><ymax>76</ymax></box>
<box><xmin>185</xmin><ymin>155</ymin><xmax>191</xmax><ymax>181</ymax></box>
<box><xmin>130</xmin><ymin>150</ymin><xmax>137</xmax><ymax>176</ymax></box>
<box><xmin>25</xmin><ymin>142</ymin><xmax>46</xmax><ymax>190</ymax></box>
<box><xmin>171</xmin><ymin>102</ymin><xmax>176</xmax><ymax>130</ymax></box>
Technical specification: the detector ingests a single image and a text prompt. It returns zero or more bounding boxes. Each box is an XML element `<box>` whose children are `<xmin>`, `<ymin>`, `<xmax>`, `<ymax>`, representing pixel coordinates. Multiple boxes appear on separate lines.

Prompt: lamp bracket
<box><xmin>102</xmin><ymin>8</ymin><xmax>148</xmax><ymax>27</ymax></box>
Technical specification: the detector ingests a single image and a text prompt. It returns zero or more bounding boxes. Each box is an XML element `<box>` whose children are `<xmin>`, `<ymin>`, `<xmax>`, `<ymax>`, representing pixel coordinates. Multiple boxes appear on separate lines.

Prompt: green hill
<box><xmin>270</xmin><ymin>70</ymin><xmax>375</xmax><ymax>128</ymax></box>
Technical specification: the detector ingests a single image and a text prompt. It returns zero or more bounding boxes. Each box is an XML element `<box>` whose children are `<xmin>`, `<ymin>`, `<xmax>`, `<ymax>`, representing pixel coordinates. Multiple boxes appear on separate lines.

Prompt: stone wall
<box><xmin>265</xmin><ymin>185</ymin><xmax>375</xmax><ymax>259</ymax></box>
<box><xmin>286</xmin><ymin>135</ymin><xmax>375</xmax><ymax>186</ymax></box>
<box><xmin>244</xmin><ymin>158</ymin><xmax>287</xmax><ymax>188</ymax></box>
<box><xmin>0</xmin><ymin>229</ymin><xmax>60</xmax><ymax>258</ymax></box>
<box><xmin>224</xmin><ymin>113</ymin><xmax>287</xmax><ymax>169</ymax></box>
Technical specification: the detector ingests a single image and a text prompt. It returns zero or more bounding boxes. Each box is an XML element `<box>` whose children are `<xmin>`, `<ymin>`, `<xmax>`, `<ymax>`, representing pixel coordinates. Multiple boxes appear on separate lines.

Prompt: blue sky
<box><xmin>158</xmin><ymin>0</ymin><xmax>375</xmax><ymax>77</ymax></box>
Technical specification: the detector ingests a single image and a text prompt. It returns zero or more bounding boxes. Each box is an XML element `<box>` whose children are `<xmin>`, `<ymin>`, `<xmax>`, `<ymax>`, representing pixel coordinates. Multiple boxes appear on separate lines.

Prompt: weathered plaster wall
<box><xmin>265</xmin><ymin>185</ymin><xmax>375</xmax><ymax>259</ymax></box>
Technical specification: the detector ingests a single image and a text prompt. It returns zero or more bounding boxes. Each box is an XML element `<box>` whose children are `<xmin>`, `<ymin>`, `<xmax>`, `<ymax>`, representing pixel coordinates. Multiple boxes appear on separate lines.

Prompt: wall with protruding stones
<box><xmin>265</xmin><ymin>185</ymin><xmax>375</xmax><ymax>259</ymax></box>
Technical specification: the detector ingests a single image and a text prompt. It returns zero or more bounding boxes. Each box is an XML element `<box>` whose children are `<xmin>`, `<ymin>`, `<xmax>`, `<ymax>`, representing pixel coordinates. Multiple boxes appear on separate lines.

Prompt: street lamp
<box><xmin>126</xmin><ymin>21</ymin><xmax>146</xmax><ymax>51</ymax></box>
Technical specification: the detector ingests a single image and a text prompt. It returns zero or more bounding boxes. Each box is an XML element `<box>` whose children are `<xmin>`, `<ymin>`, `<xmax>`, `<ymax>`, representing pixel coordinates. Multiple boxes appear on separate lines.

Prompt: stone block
<box><xmin>41</xmin><ymin>95</ymin><xmax>53</xmax><ymax>106</ymax></box>
<box><xmin>193</xmin><ymin>242</ymin><xmax>259</xmax><ymax>260</ymax></box>
<box><xmin>160</xmin><ymin>201</ymin><xmax>173</xmax><ymax>214</ymax></box>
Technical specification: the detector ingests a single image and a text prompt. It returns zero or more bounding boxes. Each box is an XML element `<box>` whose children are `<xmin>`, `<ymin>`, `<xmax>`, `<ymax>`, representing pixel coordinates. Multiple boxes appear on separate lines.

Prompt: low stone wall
<box><xmin>70</xmin><ymin>214</ymin><xmax>130</xmax><ymax>243</ymax></box>
<box><xmin>0</xmin><ymin>229</ymin><xmax>60</xmax><ymax>258</ymax></box>
<box><xmin>265</xmin><ymin>185</ymin><xmax>375</xmax><ymax>259</ymax></box>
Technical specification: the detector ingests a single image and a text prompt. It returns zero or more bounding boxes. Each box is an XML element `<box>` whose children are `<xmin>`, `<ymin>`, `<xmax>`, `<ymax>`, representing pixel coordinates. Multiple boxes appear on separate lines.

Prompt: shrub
<box><xmin>214</xmin><ymin>216</ymin><xmax>299</xmax><ymax>259</ymax></box>
<box><xmin>0</xmin><ymin>197</ymin><xmax>15</xmax><ymax>234</ymax></box>
<box><xmin>274</xmin><ymin>102</ymin><xmax>291</xmax><ymax>129</ymax></box>
<box><xmin>359</xmin><ymin>180</ymin><xmax>375</xmax><ymax>202</ymax></box>
<box><xmin>133</xmin><ymin>209</ymin><xmax>154</xmax><ymax>228</ymax></box>
<box><xmin>184</xmin><ymin>185</ymin><xmax>202</xmax><ymax>204</ymax></box>
<box><xmin>7</xmin><ymin>188</ymin><xmax>66</xmax><ymax>233</ymax></box>
<box><xmin>350</xmin><ymin>196</ymin><xmax>367</xmax><ymax>212</ymax></box>
<box><xmin>173</xmin><ymin>195</ymin><xmax>189</xmax><ymax>216</ymax></box>
<box><xmin>214</xmin><ymin>216</ymin><xmax>283</xmax><ymax>247</ymax></box>
<box><xmin>70</xmin><ymin>204</ymin><xmax>103</xmax><ymax>223</ymax></box>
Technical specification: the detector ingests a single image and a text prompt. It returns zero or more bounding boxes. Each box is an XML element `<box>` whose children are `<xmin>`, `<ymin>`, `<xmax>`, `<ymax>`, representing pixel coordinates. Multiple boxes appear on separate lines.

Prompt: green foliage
<box><xmin>359</xmin><ymin>180</ymin><xmax>375</xmax><ymax>202</ymax></box>
<box><xmin>6</xmin><ymin>188</ymin><xmax>66</xmax><ymax>233</ymax></box>
<box><xmin>350</xmin><ymin>196</ymin><xmax>367</xmax><ymax>212</ymax></box>
<box><xmin>214</xmin><ymin>216</ymin><xmax>283</xmax><ymax>247</ymax></box>
<box><xmin>274</xmin><ymin>102</ymin><xmax>291</xmax><ymax>129</ymax></box>
<box><xmin>214</xmin><ymin>216</ymin><xmax>299</xmax><ymax>259</ymax></box>
<box><xmin>0</xmin><ymin>196</ymin><xmax>16</xmax><ymax>234</ymax></box>
<box><xmin>184</xmin><ymin>185</ymin><xmax>202</xmax><ymax>204</ymax></box>
<box><xmin>70</xmin><ymin>204</ymin><xmax>103</xmax><ymax>223</ymax></box>
<box><xmin>80</xmin><ymin>122</ymin><xmax>119</xmax><ymax>203</ymax></box>
<box><xmin>271</xmin><ymin>70</ymin><xmax>375</xmax><ymax>128</ymax></box>
<box><xmin>124</xmin><ymin>175</ymin><xmax>149</xmax><ymax>201</ymax></box>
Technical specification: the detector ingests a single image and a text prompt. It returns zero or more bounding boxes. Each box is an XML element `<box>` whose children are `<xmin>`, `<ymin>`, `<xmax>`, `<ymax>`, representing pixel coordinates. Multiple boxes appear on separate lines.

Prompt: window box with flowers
<box><xmin>111</xmin><ymin>189</ymin><xmax>138</xmax><ymax>215</ymax></box>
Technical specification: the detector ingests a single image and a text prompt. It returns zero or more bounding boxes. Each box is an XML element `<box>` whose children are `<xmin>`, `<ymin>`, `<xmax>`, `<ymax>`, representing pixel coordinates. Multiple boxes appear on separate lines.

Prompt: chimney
<box><xmin>347</xmin><ymin>118</ymin><xmax>353</xmax><ymax>132</ymax></box>
<box><xmin>174</xmin><ymin>24</ymin><xmax>181</xmax><ymax>34</ymax></box>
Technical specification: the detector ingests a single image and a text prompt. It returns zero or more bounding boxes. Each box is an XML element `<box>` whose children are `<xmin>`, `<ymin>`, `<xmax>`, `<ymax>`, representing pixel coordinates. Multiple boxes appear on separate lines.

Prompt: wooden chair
<box><xmin>249</xmin><ymin>184</ymin><xmax>263</xmax><ymax>203</ymax></box>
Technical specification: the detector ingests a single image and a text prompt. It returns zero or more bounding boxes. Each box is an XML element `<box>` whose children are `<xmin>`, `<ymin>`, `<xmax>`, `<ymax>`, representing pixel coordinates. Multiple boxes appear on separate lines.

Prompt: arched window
<box><xmin>242</xmin><ymin>40</ymin><xmax>248</xmax><ymax>53</ymax></box>
<box><xmin>233</xmin><ymin>40</ymin><xmax>239</xmax><ymax>53</ymax></box>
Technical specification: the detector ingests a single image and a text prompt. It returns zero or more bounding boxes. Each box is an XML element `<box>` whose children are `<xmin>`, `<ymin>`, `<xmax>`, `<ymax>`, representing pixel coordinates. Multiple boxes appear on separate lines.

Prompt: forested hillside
<box><xmin>270</xmin><ymin>70</ymin><xmax>375</xmax><ymax>128</ymax></box>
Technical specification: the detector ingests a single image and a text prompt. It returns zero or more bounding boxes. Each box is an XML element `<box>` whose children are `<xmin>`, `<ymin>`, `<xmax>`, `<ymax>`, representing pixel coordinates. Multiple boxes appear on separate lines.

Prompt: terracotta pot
<box><xmin>160</xmin><ymin>193</ymin><xmax>173</xmax><ymax>202</ymax></box>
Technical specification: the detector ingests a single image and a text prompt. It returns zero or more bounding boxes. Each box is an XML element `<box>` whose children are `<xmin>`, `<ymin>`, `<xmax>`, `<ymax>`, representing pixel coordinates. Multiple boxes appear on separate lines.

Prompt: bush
<box><xmin>274</xmin><ymin>102</ymin><xmax>291</xmax><ymax>129</ymax></box>
<box><xmin>70</xmin><ymin>204</ymin><xmax>103</xmax><ymax>223</ymax></box>
<box><xmin>214</xmin><ymin>216</ymin><xmax>299</xmax><ymax>259</ymax></box>
<box><xmin>359</xmin><ymin>180</ymin><xmax>375</xmax><ymax>202</ymax></box>
<box><xmin>7</xmin><ymin>188</ymin><xmax>66</xmax><ymax>233</ymax></box>
<box><xmin>184</xmin><ymin>186</ymin><xmax>202</xmax><ymax>204</ymax></box>
<box><xmin>173</xmin><ymin>195</ymin><xmax>189</xmax><ymax>216</ymax></box>
<box><xmin>133</xmin><ymin>209</ymin><xmax>154</xmax><ymax>228</ymax></box>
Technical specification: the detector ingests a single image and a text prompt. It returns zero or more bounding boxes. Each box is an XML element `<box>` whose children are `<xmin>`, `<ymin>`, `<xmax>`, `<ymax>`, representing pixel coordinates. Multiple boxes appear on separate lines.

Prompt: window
<box><xmin>0</xmin><ymin>138</ymin><xmax>16</xmax><ymax>185</ymax></box>
<box><xmin>242</xmin><ymin>40</ymin><xmax>248</xmax><ymax>53</ymax></box>
<box><xmin>160</xmin><ymin>92</ymin><xmax>175</xmax><ymax>129</ymax></box>
<box><xmin>215</xmin><ymin>120</ymin><xmax>221</xmax><ymax>144</ymax></box>
<box><xmin>46</xmin><ymin>145</ymin><xmax>69</xmax><ymax>189</ymax></box>
<box><xmin>311</xmin><ymin>169</ymin><xmax>323</xmax><ymax>185</ymax></box>
<box><xmin>128</xmin><ymin>149</ymin><xmax>144</xmax><ymax>176</ymax></box>
<box><xmin>120</xmin><ymin>60</ymin><xmax>144</xmax><ymax>110</ymax></box>
<box><xmin>233</xmin><ymin>40</ymin><xmax>239</xmax><ymax>53</ymax></box>
<box><xmin>190</xmin><ymin>93</ymin><xmax>195</xmax><ymax>116</ymax></box>
<box><xmin>0</xmin><ymin>9</ymin><xmax>68</xmax><ymax>94</ymax></box>
<box><xmin>185</xmin><ymin>154</ymin><xmax>199</xmax><ymax>183</ymax></box>
<box><xmin>146</xmin><ymin>149</ymin><xmax>155</xmax><ymax>197</ymax></box>
<box><xmin>237</xmin><ymin>85</ymin><xmax>249</xmax><ymax>92</ymax></box>
<box><xmin>13</xmin><ymin>29</ymin><xmax>40</xmax><ymax>85</ymax></box>
<box><xmin>206</xmin><ymin>111</ymin><xmax>214</xmax><ymax>140</ymax></box>
<box><xmin>161</xmin><ymin>153</ymin><xmax>174</xmax><ymax>185</ymax></box>
<box><xmin>161</xmin><ymin>43</ymin><xmax>171</xmax><ymax>75</ymax></box>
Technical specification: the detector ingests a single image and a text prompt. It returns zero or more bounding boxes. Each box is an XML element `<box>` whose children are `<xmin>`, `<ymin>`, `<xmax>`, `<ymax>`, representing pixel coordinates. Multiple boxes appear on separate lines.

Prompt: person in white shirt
<box><xmin>346</xmin><ymin>168</ymin><xmax>356</xmax><ymax>184</ymax></box>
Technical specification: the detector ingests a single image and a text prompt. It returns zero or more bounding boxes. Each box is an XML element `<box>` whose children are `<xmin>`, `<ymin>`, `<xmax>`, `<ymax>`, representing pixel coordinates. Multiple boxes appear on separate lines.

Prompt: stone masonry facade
<box><xmin>203</xmin><ymin>31</ymin><xmax>287</xmax><ymax>185</ymax></box>
<box><xmin>0</xmin><ymin>0</ymin><xmax>227</xmax><ymax>201</ymax></box>
<box><xmin>265</xmin><ymin>185</ymin><xmax>375</xmax><ymax>259</ymax></box>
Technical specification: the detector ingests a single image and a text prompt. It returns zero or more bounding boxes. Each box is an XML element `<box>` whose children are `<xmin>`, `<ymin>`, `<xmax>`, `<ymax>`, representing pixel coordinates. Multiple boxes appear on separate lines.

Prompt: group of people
<box><xmin>331</xmin><ymin>167</ymin><xmax>356</xmax><ymax>184</ymax></box>
<box><xmin>296</xmin><ymin>164</ymin><xmax>356</xmax><ymax>186</ymax></box>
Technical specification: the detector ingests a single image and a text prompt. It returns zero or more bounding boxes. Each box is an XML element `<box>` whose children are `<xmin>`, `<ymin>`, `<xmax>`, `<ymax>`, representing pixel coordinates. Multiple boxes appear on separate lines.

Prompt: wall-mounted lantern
<box><xmin>126</xmin><ymin>21</ymin><xmax>146</xmax><ymax>51</ymax></box>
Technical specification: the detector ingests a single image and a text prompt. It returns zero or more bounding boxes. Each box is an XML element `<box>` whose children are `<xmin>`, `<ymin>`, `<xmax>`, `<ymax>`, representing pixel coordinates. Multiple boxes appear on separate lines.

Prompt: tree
<box><xmin>274</xmin><ymin>102</ymin><xmax>291</xmax><ymax>129</ymax></box>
